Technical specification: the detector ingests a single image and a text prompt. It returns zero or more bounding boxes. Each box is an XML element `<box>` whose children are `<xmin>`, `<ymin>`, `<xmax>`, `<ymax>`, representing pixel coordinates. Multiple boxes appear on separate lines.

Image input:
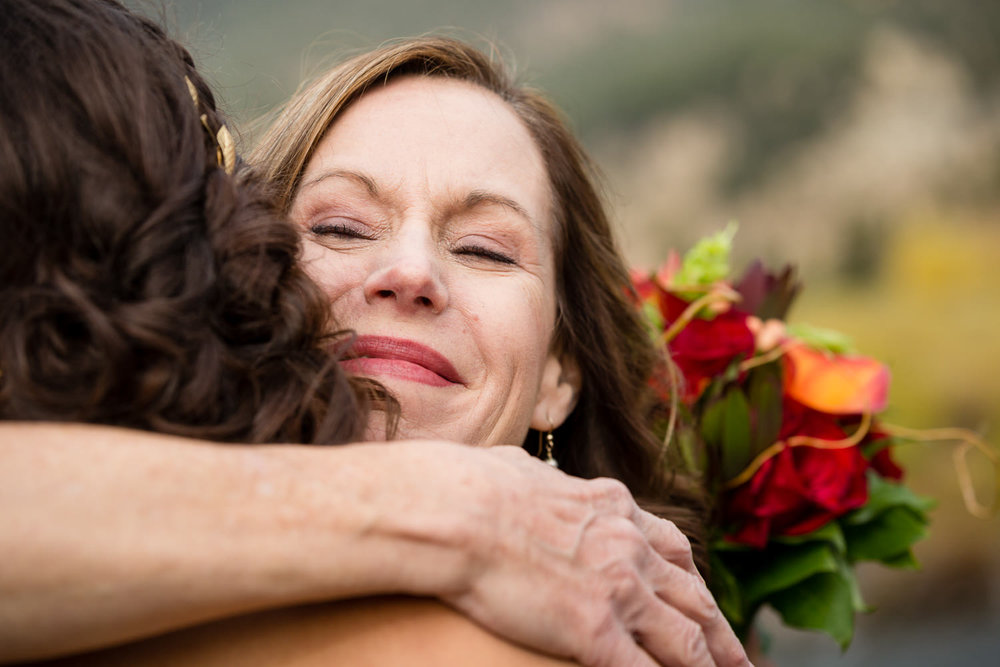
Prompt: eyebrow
<box><xmin>299</xmin><ymin>169</ymin><xmax>379</xmax><ymax>198</ymax></box>
<box><xmin>299</xmin><ymin>170</ymin><xmax>539</xmax><ymax>230</ymax></box>
<box><xmin>462</xmin><ymin>190</ymin><xmax>536</xmax><ymax>229</ymax></box>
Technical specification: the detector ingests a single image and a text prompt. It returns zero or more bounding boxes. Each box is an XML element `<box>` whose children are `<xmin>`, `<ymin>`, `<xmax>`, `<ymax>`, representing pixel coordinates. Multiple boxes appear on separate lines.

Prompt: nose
<box><xmin>363</xmin><ymin>238</ymin><xmax>448</xmax><ymax>315</ymax></box>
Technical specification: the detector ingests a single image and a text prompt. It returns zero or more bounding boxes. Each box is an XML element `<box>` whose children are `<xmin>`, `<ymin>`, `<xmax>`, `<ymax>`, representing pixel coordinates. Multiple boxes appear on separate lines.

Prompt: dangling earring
<box><xmin>537</xmin><ymin>428</ymin><xmax>558</xmax><ymax>468</ymax></box>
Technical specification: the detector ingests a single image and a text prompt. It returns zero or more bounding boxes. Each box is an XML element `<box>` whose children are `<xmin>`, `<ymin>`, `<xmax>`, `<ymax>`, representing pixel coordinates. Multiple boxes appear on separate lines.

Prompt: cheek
<box><xmin>474</xmin><ymin>282</ymin><xmax>556</xmax><ymax>370</ymax></box>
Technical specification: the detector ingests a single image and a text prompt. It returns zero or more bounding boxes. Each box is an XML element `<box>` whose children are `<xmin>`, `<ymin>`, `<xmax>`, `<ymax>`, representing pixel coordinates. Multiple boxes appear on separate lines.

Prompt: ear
<box><xmin>530</xmin><ymin>353</ymin><xmax>582</xmax><ymax>431</ymax></box>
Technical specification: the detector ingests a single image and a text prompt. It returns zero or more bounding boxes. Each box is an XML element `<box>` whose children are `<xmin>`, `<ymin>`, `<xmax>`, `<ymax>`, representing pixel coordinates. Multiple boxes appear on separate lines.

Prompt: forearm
<box><xmin>0</xmin><ymin>423</ymin><xmax>466</xmax><ymax>662</ymax></box>
<box><xmin>0</xmin><ymin>423</ymin><xmax>751</xmax><ymax>667</ymax></box>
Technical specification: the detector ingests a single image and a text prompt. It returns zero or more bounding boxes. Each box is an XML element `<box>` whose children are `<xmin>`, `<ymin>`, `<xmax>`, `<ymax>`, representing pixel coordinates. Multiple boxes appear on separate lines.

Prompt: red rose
<box><xmin>859</xmin><ymin>426</ymin><xmax>905</xmax><ymax>481</ymax></box>
<box><xmin>661</xmin><ymin>292</ymin><xmax>756</xmax><ymax>402</ymax></box>
<box><xmin>724</xmin><ymin>401</ymin><xmax>869</xmax><ymax>547</ymax></box>
<box><xmin>869</xmin><ymin>447</ymin><xmax>904</xmax><ymax>481</ymax></box>
<box><xmin>779</xmin><ymin>398</ymin><xmax>847</xmax><ymax>440</ymax></box>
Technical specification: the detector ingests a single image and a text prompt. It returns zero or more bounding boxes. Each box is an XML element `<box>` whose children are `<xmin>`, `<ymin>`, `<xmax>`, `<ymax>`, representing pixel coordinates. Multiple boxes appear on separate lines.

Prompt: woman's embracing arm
<box><xmin>0</xmin><ymin>422</ymin><xmax>440</xmax><ymax>661</ymax></box>
<box><xmin>0</xmin><ymin>422</ymin><xmax>748</xmax><ymax>667</ymax></box>
<box><xmin>0</xmin><ymin>422</ymin><xmax>352</xmax><ymax>660</ymax></box>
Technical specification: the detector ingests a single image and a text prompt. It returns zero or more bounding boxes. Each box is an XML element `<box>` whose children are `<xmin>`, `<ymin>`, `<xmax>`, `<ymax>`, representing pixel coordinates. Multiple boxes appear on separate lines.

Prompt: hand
<box><xmin>425</xmin><ymin>445</ymin><xmax>751</xmax><ymax>667</ymax></box>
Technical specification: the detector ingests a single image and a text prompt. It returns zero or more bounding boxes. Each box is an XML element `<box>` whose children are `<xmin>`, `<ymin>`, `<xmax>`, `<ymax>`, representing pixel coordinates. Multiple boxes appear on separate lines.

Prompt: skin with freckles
<box><xmin>290</xmin><ymin>75</ymin><xmax>579</xmax><ymax>446</ymax></box>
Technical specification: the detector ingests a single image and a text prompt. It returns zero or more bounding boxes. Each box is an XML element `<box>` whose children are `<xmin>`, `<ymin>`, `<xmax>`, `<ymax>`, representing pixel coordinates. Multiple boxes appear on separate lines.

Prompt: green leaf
<box><xmin>708</xmin><ymin>550</ymin><xmax>746</xmax><ymax>628</ymax></box>
<box><xmin>843</xmin><ymin>472</ymin><xmax>936</xmax><ymax>525</ymax></box>
<box><xmin>673</xmin><ymin>221</ymin><xmax>738</xmax><ymax>288</ymax></box>
<box><xmin>880</xmin><ymin>549</ymin><xmax>920</xmax><ymax>570</ymax></box>
<box><xmin>640</xmin><ymin>300</ymin><xmax>664</xmax><ymax>338</ymax></box>
<box><xmin>741</xmin><ymin>542</ymin><xmax>840</xmax><ymax>604</ymax></box>
<box><xmin>720</xmin><ymin>356</ymin><xmax>744</xmax><ymax>385</ymax></box>
<box><xmin>710</xmin><ymin>537</ymin><xmax>755</xmax><ymax>552</ymax></box>
<box><xmin>844</xmin><ymin>506</ymin><xmax>929</xmax><ymax>563</ymax></box>
<box><xmin>768</xmin><ymin>571</ymin><xmax>856</xmax><ymax>649</ymax></box>
<box><xmin>836</xmin><ymin>552</ymin><xmax>870</xmax><ymax>613</ymax></box>
<box><xmin>773</xmin><ymin>521</ymin><xmax>847</xmax><ymax>556</ymax></box>
<box><xmin>719</xmin><ymin>387</ymin><xmax>753</xmax><ymax>481</ymax></box>
<box><xmin>700</xmin><ymin>395</ymin><xmax>726</xmax><ymax>448</ymax></box>
<box><xmin>786</xmin><ymin>322</ymin><xmax>855</xmax><ymax>354</ymax></box>
<box><xmin>746</xmin><ymin>361</ymin><xmax>783</xmax><ymax>457</ymax></box>
<box><xmin>674</xmin><ymin>427</ymin><xmax>704</xmax><ymax>477</ymax></box>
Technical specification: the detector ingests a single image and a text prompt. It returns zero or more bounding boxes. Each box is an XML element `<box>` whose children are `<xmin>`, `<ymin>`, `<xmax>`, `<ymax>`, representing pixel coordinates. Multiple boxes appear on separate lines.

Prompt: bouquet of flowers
<box><xmin>631</xmin><ymin>224</ymin><xmax>937</xmax><ymax>648</ymax></box>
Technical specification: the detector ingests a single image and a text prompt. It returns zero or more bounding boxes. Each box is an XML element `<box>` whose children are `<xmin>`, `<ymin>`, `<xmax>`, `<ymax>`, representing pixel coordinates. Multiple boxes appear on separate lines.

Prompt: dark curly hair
<box><xmin>0</xmin><ymin>0</ymin><xmax>368</xmax><ymax>444</ymax></box>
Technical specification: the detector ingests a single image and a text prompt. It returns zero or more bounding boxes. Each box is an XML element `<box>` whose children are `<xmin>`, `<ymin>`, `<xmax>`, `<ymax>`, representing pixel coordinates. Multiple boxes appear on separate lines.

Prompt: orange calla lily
<box><xmin>784</xmin><ymin>342</ymin><xmax>889</xmax><ymax>414</ymax></box>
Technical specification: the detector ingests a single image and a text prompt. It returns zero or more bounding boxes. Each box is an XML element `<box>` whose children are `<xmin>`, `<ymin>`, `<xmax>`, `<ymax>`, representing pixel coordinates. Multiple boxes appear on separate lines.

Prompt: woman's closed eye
<box><xmin>310</xmin><ymin>219</ymin><xmax>374</xmax><ymax>241</ymax></box>
<box><xmin>454</xmin><ymin>243</ymin><xmax>517</xmax><ymax>265</ymax></box>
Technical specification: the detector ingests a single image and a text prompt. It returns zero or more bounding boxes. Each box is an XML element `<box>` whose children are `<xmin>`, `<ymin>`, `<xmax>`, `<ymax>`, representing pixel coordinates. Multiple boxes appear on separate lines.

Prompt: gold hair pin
<box><xmin>184</xmin><ymin>76</ymin><xmax>235</xmax><ymax>175</ymax></box>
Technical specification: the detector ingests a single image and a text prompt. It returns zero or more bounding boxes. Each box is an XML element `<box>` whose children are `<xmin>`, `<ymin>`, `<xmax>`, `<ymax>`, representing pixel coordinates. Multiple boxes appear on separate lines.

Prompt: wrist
<box><xmin>252</xmin><ymin>440</ymin><xmax>482</xmax><ymax>603</ymax></box>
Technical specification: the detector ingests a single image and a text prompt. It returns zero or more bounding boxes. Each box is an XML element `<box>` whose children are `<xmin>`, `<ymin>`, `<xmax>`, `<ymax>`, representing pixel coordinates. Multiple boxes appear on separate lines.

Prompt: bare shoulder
<box><xmin>39</xmin><ymin>596</ymin><xmax>577</xmax><ymax>666</ymax></box>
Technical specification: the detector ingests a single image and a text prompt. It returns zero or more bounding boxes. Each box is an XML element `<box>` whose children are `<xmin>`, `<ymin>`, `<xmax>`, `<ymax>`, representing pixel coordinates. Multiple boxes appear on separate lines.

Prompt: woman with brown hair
<box><xmin>253</xmin><ymin>37</ymin><xmax>703</xmax><ymax>544</ymax></box>
<box><xmin>0</xmin><ymin>3</ymin><xmax>747</xmax><ymax>665</ymax></box>
<box><xmin>246</xmin><ymin>36</ymin><xmax>745</xmax><ymax>667</ymax></box>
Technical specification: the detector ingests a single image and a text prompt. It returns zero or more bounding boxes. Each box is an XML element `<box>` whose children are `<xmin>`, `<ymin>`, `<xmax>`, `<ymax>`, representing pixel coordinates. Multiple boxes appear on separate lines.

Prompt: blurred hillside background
<box><xmin>131</xmin><ymin>0</ymin><xmax>999</xmax><ymax>663</ymax></box>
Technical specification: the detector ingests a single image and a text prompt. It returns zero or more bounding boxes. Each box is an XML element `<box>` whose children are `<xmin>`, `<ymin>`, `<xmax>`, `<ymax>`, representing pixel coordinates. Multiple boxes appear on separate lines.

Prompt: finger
<box><xmin>584</xmin><ymin>485</ymin><xmax>748</xmax><ymax>666</ymax></box>
<box><xmin>685</xmin><ymin>580</ymin><xmax>749</xmax><ymax>667</ymax></box>
<box><xmin>629</xmin><ymin>583</ymin><xmax>716</xmax><ymax>667</ymax></box>
<box><xmin>574</xmin><ymin>517</ymin><xmax>732</xmax><ymax>667</ymax></box>
<box><xmin>583</xmin><ymin>619</ymin><xmax>661</xmax><ymax>667</ymax></box>
<box><xmin>637</xmin><ymin>545</ymin><xmax>750</xmax><ymax>667</ymax></box>
<box><xmin>631</xmin><ymin>508</ymin><xmax>700</xmax><ymax>576</ymax></box>
<box><xmin>656</xmin><ymin>572</ymin><xmax>748</xmax><ymax>667</ymax></box>
<box><xmin>579</xmin><ymin>481</ymin><xmax>699</xmax><ymax>577</ymax></box>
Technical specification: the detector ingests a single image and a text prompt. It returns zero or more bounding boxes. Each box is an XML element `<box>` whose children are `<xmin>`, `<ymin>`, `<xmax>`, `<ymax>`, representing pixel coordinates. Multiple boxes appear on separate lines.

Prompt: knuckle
<box><xmin>602</xmin><ymin>558</ymin><xmax>643</xmax><ymax>599</ymax></box>
<box><xmin>586</xmin><ymin>477</ymin><xmax>634</xmax><ymax>514</ymax></box>
<box><xmin>587</xmin><ymin>516</ymin><xmax>648</xmax><ymax>562</ymax></box>
<box><xmin>658</xmin><ymin>517</ymin><xmax>685</xmax><ymax>542</ymax></box>
<box><xmin>657</xmin><ymin>519</ymin><xmax>695</xmax><ymax>562</ymax></box>
<box><xmin>674</xmin><ymin>617</ymin><xmax>712</xmax><ymax>665</ymax></box>
<box><xmin>619</xmin><ymin>524</ymin><xmax>650</xmax><ymax>559</ymax></box>
<box><xmin>576</xmin><ymin>606</ymin><xmax>621</xmax><ymax>665</ymax></box>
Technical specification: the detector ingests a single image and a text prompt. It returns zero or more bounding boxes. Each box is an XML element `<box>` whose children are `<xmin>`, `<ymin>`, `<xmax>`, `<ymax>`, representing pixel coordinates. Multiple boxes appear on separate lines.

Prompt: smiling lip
<box><xmin>340</xmin><ymin>336</ymin><xmax>464</xmax><ymax>387</ymax></box>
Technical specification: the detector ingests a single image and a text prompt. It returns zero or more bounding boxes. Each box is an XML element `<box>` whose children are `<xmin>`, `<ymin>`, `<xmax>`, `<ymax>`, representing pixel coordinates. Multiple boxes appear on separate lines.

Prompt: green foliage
<box><xmin>709</xmin><ymin>550</ymin><xmax>746</xmax><ymax>628</ymax></box>
<box><xmin>844</xmin><ymin>504</ymin><xmax>930</xmax><ymax>565</ymax></box>
<box><xmin>746</xmin><ymin>361</ymin><xmax>783</xmax><ymax>455</ymax></box>
<box><xmin>639</xmin><ymin>300</ymin><xmax>665</xmax><ymax>334</ymax></box>
<box><xmin>769</xmin><ymin>571</ymin><xmax>856</xmax><ymax>650</ymax></box>
<box><xmin>710</xmin><ymin>471</ymin><xmax>934</xmax><ymax>647</ymax></box>
<box><xmin>741</xmin><ymin>542</ymin><xmax>841</xmax><ymax>604</ymax></box>
<box><xmin>786</xmin><ymin>322</ymin><xmax>855</xmax><ymax>355</ymax></box>
<box><xmin>718</xmin><ymin>388</ymin><xmax>753</xmax><ymax>481</ymax></box>
<box><xmin>844</xmin><ymin>471</ymin><xmax>937</xmax><ymax>525</ymax></box>
<box><xmin>673</xmin><ymin>222</ymin><xmax>738</xmax><ymax>288</ymax></box>
<box><xmin>774</xmin><ymin>521</ymin><xmax>847</xmax><ymax>555</ymax></box>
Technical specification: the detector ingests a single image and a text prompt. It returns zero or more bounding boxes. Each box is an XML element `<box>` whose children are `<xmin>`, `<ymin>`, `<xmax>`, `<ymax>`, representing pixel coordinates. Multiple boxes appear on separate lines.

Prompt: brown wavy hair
<box><xmin>0</xmin><ymin>0</ymin><xmax>368</xmax><ymax>444</ymax></box>
<box><xmin>251</xmin><ymin>37</ymin><xmax>709</xmax><ymax>568</ymax></box>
